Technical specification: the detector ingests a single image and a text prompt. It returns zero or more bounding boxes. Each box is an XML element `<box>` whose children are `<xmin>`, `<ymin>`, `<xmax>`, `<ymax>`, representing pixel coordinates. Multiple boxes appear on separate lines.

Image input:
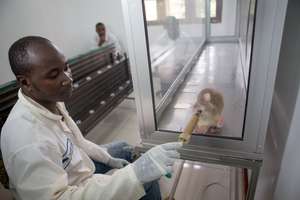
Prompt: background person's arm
<box><xmin>107</xmin><ymin>32</ymin><xmax>123</xmax><ymax>54</ymax></box>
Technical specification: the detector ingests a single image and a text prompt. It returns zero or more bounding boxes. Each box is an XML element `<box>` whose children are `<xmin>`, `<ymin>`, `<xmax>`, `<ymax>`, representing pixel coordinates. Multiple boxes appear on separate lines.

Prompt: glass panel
<box><xmin>158</xmin><ymin>43</ymin><xmax>246</xmax><ymax>138</ymax></box>
<box><xmin>144</xmin><ymin>0</ymin><xmax>206</xmax><ymax>106</ymax></box>
<box><xmin>239</xmin><ymin>0</ymin><xmax>250</xmax><ymax>57</ymax></box>
<box><xmin>245</xmin><ymin>0</ymin><xmax>256</xmax><ymax>84</ymax></box>
<box><xmin>239</xmin><ymin>0</ymin><xmax>256</xmax><ymax>88</ymax></box>
<box><xmin>143</xmin><ymin>0</ymin><xmax>256</xmax><ymax>139</ymax></box>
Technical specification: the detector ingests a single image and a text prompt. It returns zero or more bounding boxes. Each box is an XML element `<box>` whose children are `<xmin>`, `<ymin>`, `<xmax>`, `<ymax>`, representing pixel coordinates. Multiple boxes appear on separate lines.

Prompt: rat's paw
<box><xmin>194</xmin><ymin>125</ymin><xmax>209</xmax><ymax>134</ymax></box>
<box><xmin>217</xmin><ymin>116</ymin><xmax>224</xmax><ymax>128</ymax></box>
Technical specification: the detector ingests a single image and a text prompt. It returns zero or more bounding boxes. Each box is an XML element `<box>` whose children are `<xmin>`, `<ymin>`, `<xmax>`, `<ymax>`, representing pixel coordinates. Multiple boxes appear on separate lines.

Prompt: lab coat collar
<box><xmin>18</xmin><ymin>89</ymin><xmax>63</xmax><ymax>121</ymax></box>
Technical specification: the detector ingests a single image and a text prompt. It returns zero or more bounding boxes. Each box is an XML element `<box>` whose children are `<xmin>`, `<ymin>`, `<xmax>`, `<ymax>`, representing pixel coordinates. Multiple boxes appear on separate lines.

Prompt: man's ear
<box><xmin>16</xmin><ymin>75</ymin><xmax>32</xmax><ymax>92</ymax></box>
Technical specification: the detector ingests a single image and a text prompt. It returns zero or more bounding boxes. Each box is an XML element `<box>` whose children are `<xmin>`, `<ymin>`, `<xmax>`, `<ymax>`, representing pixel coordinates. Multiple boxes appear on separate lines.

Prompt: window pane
<box><xmin>166</xmin><ymin>0</ymin><xmax>186</xmax><ymax>19</ymax></box>
<box><xmin>143</xmin><ymin>0</ymin><xmax>206</xmax><ymax>134</ymax></box>
<box><xmin>142</xmin><ymin>0</ymin><xmax>256</xmax><ymax>139</ymax></box>
<box><xmin>145</xmin><ymin>0</ymin><xmax>158</xmax><ymax>21</ymax></box>
<box><xmin>210</xmin><ymin>0</ymin><xmax>217</xmax><ymax>18</ymax></box>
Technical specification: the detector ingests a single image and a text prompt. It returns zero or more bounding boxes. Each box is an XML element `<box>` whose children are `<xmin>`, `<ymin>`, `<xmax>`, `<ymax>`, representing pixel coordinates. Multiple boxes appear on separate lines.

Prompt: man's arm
<box><xmin>79</xmin><ymin>137</ymin><xmax>112</xmax><ymax>163</ymax></box>
<box><xmin>8</xmin><ymin>142</ymin><xmax>145</xmax><ymax>200</ymax></box>
<box><xmin>107</xmin><ymin>32</ymin><xmax>123</xmax><ymax>54</ymax></box>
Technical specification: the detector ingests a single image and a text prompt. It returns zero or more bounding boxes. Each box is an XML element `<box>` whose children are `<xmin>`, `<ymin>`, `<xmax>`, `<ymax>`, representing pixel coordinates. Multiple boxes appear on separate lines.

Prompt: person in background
<box><xmin>0</xmin><ymin>36</ymin><xmax>182</xmax><ymax>200</ymax></box>
<box><xmin>95</xmin><ymin>22</ymin><xmax>122</xmax><ymax>54</ymax></box>
<box><xmin>150</xmin><ymin>16</ymin><xmax>193</xmax><ymax>63</ymax></box>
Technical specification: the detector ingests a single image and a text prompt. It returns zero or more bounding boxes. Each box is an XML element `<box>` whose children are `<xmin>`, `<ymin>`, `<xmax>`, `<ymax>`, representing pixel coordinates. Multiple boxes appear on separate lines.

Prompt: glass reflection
<box><xmin>144</xmin><ymin>0</ymin><xmax>206</xmax><ymax>105</ymax></box>
<box><xmin>143</xmin><ymin>0</ymin><xmax>256</xmax><ymax>139</ymax></box>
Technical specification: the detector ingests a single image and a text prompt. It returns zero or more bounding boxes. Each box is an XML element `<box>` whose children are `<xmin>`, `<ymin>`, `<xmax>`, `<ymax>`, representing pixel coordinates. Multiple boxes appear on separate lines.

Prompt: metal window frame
<box><xmin>121</xmin><ymin>0</ymin><xmax>288</xmax><ymax>161</ymax></box>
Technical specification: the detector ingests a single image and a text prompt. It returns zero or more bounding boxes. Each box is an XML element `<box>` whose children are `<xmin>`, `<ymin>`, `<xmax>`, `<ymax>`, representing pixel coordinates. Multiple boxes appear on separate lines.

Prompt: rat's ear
<box><xmin>16</xmin><ymin>75</ymin><xmax>32</xmax><ymax>92</ymax></box>
<box><xmin>203</xmin><ymin>93</ymin><xmax>211</xmax><ymax>102</ymax></box>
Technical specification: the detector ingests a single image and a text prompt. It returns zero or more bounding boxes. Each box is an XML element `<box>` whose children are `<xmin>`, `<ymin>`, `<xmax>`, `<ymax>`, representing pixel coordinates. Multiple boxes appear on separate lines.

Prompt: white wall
<box><xmin>0</xmin><ymin>0</ymin><xmax>127</xmax><ymax>84</ymax></box>
<box><xmin>211</xmin><ymin>0</ymin><xmax>237</xmax><ymax>37</ymax></box>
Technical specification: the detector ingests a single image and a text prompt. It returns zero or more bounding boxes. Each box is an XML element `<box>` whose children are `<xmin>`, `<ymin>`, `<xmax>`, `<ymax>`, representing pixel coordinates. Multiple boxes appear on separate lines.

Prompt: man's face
<box><xmin>23</xmin><ymin>42</ymin><xmax>73</xmax><ymax>103</ymax></box>
<box><xmin>96</xmin><ymin>25</ymin><xmax>106</xmax><ymax>42</ymax></box>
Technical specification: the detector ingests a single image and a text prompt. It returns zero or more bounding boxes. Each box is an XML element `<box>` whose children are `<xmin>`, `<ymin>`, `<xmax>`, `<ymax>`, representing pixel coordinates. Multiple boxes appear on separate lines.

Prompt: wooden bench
<box><xmin>0</xmin><ymin>43</ymin><xmax>133</xmax><ymax>187</ymax></box>
<box><xmin>0</xmin><ymin>81</ymin><xmax>18</xmax><ymax>188</ymax></box>
<box><xmin>65</xmin><ymin>43</ymin><xmax>133</xmax><ymax>134</ymax></box>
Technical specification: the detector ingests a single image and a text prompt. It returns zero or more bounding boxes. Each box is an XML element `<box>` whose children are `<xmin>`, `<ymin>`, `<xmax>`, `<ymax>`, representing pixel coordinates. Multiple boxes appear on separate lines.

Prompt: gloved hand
<box><xmin>132</xmin><ymin>142</ymin><xmax>182</xmax><ymax>184</ymax></box>
<box><xmin>107</xmin><ymin>157</ymin><xmax>130</xmax><ymax>169</ymax></box>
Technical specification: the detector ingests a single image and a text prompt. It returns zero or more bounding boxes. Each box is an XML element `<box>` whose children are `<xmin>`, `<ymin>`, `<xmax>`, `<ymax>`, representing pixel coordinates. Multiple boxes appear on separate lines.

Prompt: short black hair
<box><xmin>8</xmin><ymin>36</ymin><xmax>50</xmax><ymax>76</ymax></box>
<box><xmin>95</xmin><ymin>22</ymin><xmax>105</xmax><ymax>28</ymax></box>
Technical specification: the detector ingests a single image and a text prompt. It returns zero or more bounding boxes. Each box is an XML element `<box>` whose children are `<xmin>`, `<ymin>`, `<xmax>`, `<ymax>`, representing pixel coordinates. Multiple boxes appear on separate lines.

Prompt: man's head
<box><xmin>8</xmin><ymin>36</ymin><xmax>73</xmax><ymax>104</ymax></box>
<box><xmin>95</xmin><ymin>22</ymin><xmax>106</xmax><ymax>44</ymax></box>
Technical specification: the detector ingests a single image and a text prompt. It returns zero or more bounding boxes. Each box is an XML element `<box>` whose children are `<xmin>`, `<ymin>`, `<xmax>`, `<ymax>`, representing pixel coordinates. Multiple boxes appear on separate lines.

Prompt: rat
<box><xmin>193</xmin><ymin>88</ymin><xmax>224</xmax><ymax>134</ymax></box>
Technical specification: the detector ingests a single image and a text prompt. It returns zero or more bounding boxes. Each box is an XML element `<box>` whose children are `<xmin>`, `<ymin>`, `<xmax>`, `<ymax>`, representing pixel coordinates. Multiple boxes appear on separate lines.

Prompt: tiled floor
<box><xmin>158</xmin><ymin>43</ymin><xmax>247</xmax><ymax>138</ymax></box>
<box><xmin>85</xmin><ymin>42</ymin><xmax>245</xmax><ymax>199</ymax></box>
<box><xmin>85</xmin><ymin>98</ymin><xmax>141</xmax><ymax>146</ymax></box>
<box><xmin>174</xmin><ymin>161</ymin><xmax>235</xmax><ymax>200</ymax></box>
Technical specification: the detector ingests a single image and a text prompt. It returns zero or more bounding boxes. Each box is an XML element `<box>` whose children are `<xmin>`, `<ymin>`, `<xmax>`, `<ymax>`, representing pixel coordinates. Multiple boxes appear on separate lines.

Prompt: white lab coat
<box><xmin>0</xmin><ymin>90</ymin><xmax>145</xmax><ymax>200</ymax></box>
<box><xmin>94</xmin><ymin>31</ymin><xmax>123</xmax><ymax>54</ymax></box>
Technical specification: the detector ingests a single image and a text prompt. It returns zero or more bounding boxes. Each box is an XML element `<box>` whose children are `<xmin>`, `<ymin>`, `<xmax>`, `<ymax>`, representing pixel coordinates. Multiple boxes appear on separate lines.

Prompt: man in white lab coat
<box><xmin>95</xmin><ymin>22</ymin><xmax>122</xmax><ymax>54</ymax></box>
<box><xmin>0</xmin><ymin>36</ymin><xmax>181</xmax><ymax>200</ymax></box>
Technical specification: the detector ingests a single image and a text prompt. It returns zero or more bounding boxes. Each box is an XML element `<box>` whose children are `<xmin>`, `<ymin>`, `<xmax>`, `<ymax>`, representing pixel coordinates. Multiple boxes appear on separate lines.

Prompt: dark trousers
<box><xmin>93</xmin><ymin>141</ymin><xmax>161</xmax><ymax>200</ymax></box>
